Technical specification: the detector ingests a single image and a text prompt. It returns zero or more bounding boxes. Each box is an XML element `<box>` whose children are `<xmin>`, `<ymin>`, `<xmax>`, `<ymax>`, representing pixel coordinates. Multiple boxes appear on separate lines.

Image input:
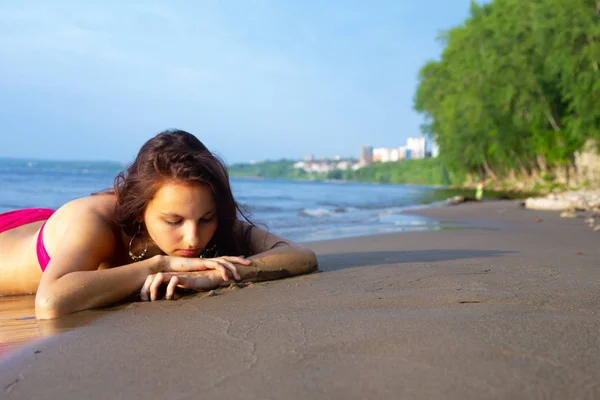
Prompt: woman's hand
<box><xmin>141</xmin><ymin>256</ymin><xmax>251</xmax><ymax>302</ymax></box>
<box><xmin>140</xmin><ymin>271</ymin><xmax>221</xmax><ymax>301</ymax></box>
<box><xmin>161</xmin><ymin>255</ymin><xmax>250</xmax><ymax>281</ymax></box>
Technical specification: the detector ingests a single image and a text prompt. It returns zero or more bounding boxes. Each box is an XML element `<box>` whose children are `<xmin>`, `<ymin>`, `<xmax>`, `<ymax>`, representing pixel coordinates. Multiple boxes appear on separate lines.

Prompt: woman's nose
<box><xmin>184</xmin><ymin>224</ymin><xmax>201</xmax><ymax>248</ymax></box>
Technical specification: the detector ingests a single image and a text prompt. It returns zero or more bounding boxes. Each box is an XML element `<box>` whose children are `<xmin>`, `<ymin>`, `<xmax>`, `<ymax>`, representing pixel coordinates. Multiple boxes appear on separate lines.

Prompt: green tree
<box><xmin>414</xmin><ymin>0</ymin><xmax>599</xmax><ymax>184</ymax></box>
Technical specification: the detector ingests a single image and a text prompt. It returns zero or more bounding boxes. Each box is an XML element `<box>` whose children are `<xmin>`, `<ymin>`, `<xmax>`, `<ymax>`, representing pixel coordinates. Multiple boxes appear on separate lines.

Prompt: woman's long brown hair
<box><xmin>111</xmin><ymin>129</ymin><xmax>254</xmax><ymax>256</ymax></box>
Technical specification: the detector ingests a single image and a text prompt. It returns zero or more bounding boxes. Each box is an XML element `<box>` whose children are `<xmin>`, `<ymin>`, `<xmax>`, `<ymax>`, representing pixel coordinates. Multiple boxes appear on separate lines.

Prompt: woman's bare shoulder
<box><xmin>39</xmin><ymin>194</ymin><xmax>122</xmax><ymax>282</ymax></box>
<box><xmin>54</xmin><ymin>193</ymin><xmax>117</xmax><ymax>223</ymax></box>
<box><xmin>46</xmin><ymin>193</ymin><xmax>119</xmax><ymax>249</ymax></box>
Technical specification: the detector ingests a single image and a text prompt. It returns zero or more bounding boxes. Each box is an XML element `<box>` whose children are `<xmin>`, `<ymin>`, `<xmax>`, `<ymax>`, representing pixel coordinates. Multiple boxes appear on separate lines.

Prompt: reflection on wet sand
<box><xmin>0</xmin><ymin>295</ymin><xmax>39</xmax><ymax>358</ymax></box>
<box><xmin>0</xmin><ymin>295</ymin><xmax>103</xmax><ymax>359</ymax></box>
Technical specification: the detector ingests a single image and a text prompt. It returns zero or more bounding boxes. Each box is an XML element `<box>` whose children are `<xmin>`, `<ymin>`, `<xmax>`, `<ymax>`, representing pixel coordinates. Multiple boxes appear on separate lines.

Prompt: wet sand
<box><xmin>1</xmin><ymin>200</ymin><xmax>599</xmax><ymax>399</ymax></box>
<box><xmin>0</xmin><ymin>296</ymin><xmax>37</xmax><ymax>358</ymax></box>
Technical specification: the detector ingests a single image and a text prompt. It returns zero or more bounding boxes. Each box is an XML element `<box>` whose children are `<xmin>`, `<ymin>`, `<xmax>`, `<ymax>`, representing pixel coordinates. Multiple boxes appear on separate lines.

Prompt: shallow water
<box><xmin>0</xmin><ymin>295</ymin><xmax>38</xmax><ymax>359</ymax></box>
<box><xmin>0</xmin><ymin>158</ymin><xmax>532</xmax><ymax>242</ymax></box>
<box><xmin>0</xmin><ymin>295</ymin><xmax>122</xmax><ymax>360</ymax></box>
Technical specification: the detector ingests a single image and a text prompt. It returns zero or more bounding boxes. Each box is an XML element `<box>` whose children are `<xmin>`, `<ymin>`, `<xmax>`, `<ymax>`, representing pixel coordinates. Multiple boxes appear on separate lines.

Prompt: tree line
<box><xmin>414</xmin><ymin>0</ymin><xmax>599</xmax><ymax>183</ymax></box>
<box><xmin>228</xmin><ymin>158</ymin><xmax>465</xmax><ymax>186</ymax></box>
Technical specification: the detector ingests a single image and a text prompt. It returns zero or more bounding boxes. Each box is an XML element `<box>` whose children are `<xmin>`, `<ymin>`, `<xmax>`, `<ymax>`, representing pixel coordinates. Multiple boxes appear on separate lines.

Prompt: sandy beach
<box><xmin>1</xmin><ymin>200</ymin><xmax>599</xmax><ymax>399</ymax></box>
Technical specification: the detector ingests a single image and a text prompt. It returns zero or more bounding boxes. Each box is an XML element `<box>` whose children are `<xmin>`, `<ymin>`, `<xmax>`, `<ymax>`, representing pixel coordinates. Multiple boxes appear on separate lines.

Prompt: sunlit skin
<box><xmin>137</xmin><ymin>181</ymin><xmax>245</xmax><ymax>301</ymax></box>
<box><xmin>0</xmin><ymin>175</ymin><xmax>318</xmax><ymax>319</ymax></box>
<box><xmin>143</xmin><ymin>182</ymin><xmax>219</xmax><ymax>258</ymax></box>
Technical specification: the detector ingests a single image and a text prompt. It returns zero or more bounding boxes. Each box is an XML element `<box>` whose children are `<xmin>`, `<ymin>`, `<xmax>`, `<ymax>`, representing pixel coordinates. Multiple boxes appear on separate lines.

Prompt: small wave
<box><xmin>317</xmin><ymin>200</ymin><xmax>414</xmax><ymax>212</ymax></box>
<box><xmin>376</xmin><ymin>207</ymin><xmax>405</xmax><ymax>217</ymax></box>
<box><xmin>299</xmin><ymin>208</ymin><xmax>338</xmax><ymax>217</ymax></box>
<box><xmin>299</xmin><ymin>206</ymin><xmax>371</xmax><ymax>217</ymax></box>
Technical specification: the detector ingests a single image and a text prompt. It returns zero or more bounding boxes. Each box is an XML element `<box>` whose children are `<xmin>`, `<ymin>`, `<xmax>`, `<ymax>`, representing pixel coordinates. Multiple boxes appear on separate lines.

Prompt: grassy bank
<box><xmin>227</xmin><ymin>158</ymin><xmax>463</xmax><ymax>185</ymax></box>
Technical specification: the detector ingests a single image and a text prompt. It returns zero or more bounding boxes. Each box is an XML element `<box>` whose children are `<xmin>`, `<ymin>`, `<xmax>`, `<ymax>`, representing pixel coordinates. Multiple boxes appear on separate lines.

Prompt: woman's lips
<box><xmin>179</xmin><ymin>249</ymin><xmax>200</xmax><ymax>257</ymax></box>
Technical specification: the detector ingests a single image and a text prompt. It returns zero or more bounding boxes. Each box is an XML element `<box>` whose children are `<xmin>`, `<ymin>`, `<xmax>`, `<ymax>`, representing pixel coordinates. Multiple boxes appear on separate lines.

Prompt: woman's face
<box><xmin>143</xmin><ymin>181</ymin><xmax>218</xmax><ymax>257</ymax></box>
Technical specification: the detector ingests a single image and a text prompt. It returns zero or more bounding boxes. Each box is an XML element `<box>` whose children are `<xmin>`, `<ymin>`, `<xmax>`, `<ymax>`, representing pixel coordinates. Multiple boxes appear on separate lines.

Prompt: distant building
<box><xmin>336</xmin><ymin>161</ymin><xmax>351</xmax><ymax>170</ymax></box>
<box><xmin>373</xmin><ymin>147</ymin><xmax>402</xmax><ymax>162</ymax></box>
<box><xmin>360</xmin><ymin>145</ymin><xmax>373</xmax><ymax>165</ymax></box>
<box><xmin>398</xmin><ymin>146</ymin><xmax>408</xmax><ymax>160</ymax></box>
<box><xmin>353</xmin><ymin>137</ymin><xmax>430</xmax><ymax>169</ymax></box>
<box><xmin>305</xmin><ymin>154</ymin><xmax>315</xmax><ymax>162</ymax></box>
<box><xmin>372</xmin><ymin>148</ymin><xmax>386</xmax><ymax>162</ymax></box>
<box><xmin>301</xmin><ymin>161</ymin><xmax>331</xmax><ymax>174</ymax></box>
<box><xmin>407</xmin><ymin>137</ymin><xmax>426</xmax><ymax>159</ymax></box>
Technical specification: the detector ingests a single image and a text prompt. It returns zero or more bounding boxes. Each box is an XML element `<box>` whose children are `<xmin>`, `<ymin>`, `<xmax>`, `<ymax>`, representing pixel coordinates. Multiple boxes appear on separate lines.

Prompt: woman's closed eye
<box><xmin>165</xmin><ymin>215</ymin><xmax>214</xmax><ymax>226</ymax></box>
<box><xmin>199</xmin><ymin>214</ymin><xmax>216</xmax><ymax>223</ymax></box>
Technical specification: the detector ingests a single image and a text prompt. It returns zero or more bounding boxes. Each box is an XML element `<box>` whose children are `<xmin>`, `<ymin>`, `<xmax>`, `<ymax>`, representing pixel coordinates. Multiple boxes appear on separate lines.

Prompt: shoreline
<box><xmin>0</xmin><ymin>199</ymin><xmax>583</xmax><ymax>354</ymax></box>
<box><xmin>231</xmin><ymin>174</ymin><xmax>540</xmax><ymax>195</ymax></box>
<box><xmin>2</xmin><ymin>201</ymin><xmax>599</xmax><ymax>398</ymax></box>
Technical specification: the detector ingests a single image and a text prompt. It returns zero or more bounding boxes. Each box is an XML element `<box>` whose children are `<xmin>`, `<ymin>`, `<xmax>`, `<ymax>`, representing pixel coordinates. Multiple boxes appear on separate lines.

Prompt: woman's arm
<box><xmin>36</xmin><ymin>209</ymin><xmax>250</xmax><ymax>319</ymax></box>
<box><xmin>108</xmin><ymin>223</ymin><xmax>319</xmax><ymax>301</ymax></box>
<box><xmin>231</xmin><ymin>222</ymin><xmax>319</xmax><ymax>283</ymax></box>
<box><xmin>35</xmin><ymin>212</ymin><xmax>163</xmax><ymax>319</ymax></box>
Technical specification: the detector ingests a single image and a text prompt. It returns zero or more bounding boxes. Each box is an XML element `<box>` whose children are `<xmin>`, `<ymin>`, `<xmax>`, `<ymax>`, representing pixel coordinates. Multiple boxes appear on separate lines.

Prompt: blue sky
<box><xmin>0</xmin><ymin>1</ymin><xmax>473</xmax><ymax>164</ymax></box>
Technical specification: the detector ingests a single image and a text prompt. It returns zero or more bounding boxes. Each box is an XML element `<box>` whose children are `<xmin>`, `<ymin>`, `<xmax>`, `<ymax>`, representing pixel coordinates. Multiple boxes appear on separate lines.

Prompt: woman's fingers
<box><xmin>163</xmin><ymin>256</ymin><xmax>252</xmax><ymax>283</ymax></box>
<box><xmin>141</xmin><ymin>273</ymin><xmax>186</xmax><ymax>301</ymax></box>
<box><xmin>216</xmin><ymin>259</ymin><xmax>242</xmax><ymax>281</ymax></box>
<box><xmin>206</xmin><ymin>260</ymin><xmax>230</xmax><ymax>281</ymax></box>
<box><xmin>204</xmin><ymin>257</ymin><xmax>248</xmax><ymax>280</ymax></box>
<box><xmin>222</xmin><ymin>256</ymin><xmax>252</xmax><ymax>266</ymax></box>
<box><xmin>165</xmin><ymin>275</ymin><xmax>179</xmax><ymax>300</ymax></box>
<box><xmin>149</xmin><ymin>272</ymin><xmax>164</xmax><ymax>301</ymax></box>
<box><xmin>140</xmin><ymin>274</ymin><xmax>155</xmax><ymax>301</ymax></box>
<box><xmin>141</xmin><ymin>269</ymin><xmax>228</xmax><ymax>302</ymax></box>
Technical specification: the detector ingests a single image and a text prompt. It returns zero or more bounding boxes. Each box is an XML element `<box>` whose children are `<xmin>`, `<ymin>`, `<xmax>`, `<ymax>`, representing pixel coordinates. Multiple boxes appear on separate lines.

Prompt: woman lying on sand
<box><xmin>0</xmin><ymin>130</ymin><xmax>318</xmax><ymax>319</ymax></box>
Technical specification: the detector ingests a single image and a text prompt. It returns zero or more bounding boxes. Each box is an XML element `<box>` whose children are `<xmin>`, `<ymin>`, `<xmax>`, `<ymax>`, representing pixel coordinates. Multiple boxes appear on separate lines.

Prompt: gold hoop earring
<box><xmin>128</xmin><ymin>222</ymin><xmax>148</xmax><ymax>262</ymax></box>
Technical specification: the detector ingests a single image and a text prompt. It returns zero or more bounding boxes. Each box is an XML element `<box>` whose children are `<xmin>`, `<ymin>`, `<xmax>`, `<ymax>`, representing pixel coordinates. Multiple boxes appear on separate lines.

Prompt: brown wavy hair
<box><xmin>112</xmin><ymin>129</ymin><xmax>254</xmax><ymax>256</ymax></box>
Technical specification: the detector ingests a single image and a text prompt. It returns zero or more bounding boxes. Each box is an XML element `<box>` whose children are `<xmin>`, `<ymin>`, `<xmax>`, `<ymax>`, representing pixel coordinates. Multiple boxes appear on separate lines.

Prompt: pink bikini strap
<box><xmin>37</xmin><ymin>222</ymin><xmax>51</xmax><ymax>272</ymax></box>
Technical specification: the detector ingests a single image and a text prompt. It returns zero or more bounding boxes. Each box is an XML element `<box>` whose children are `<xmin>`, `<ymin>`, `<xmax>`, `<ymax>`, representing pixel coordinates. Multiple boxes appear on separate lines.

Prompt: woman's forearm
<box><xmin>35</xmin><ymin>247</ymin><xmax>319</xmax><ymax>319</ymax></box>
<box><xmin>35</xmin><ymin>256</ymin><xmax>164</xmax><ymax>319</ymax></box>
<box><xmin>236</xmin><ymin>246</ymin><xmax>318</xmax><ymax>283</ymax></box>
